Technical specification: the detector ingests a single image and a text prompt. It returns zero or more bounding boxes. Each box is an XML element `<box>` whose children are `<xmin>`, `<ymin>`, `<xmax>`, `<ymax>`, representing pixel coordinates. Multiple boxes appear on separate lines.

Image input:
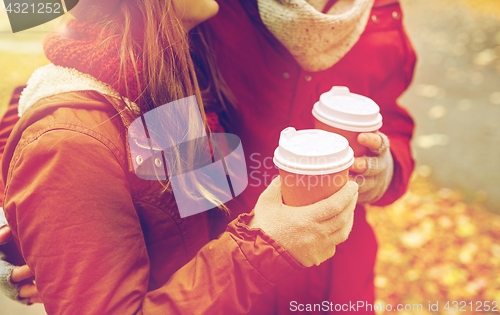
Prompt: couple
<box><xmin>0</xmin><ymin>0</ymin><xmax>416</xmax><ymax>313</ymax></box>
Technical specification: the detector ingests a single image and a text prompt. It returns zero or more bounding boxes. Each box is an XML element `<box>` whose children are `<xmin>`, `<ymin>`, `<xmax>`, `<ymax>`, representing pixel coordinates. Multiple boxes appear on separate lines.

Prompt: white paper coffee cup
<box><xmin>312</xmin><ymin>86</ymin><xmax>383</xmax><ymax>156</ymax></box>
<box><xmin>273</xmin><ymin>127</ymin><xmax>354</xmax><ymax>206</ymax></box>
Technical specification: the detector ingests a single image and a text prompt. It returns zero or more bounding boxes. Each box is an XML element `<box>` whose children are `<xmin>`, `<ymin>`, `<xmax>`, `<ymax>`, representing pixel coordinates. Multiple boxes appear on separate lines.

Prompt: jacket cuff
<box><xmin>226</xmin><ymin>213</ymin><xmax>304</xmax><ymax>284</ymax></box>
<box><xmin>372</xmin><ymin>137</ymin><xmax>414</xmax><ymax>207</ymax></box>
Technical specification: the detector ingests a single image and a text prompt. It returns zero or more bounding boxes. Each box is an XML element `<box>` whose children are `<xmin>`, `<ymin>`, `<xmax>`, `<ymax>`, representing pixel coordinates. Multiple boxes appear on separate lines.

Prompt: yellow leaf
<box><xmin>400</xmin><ymin>230</ymin><xmax>428</xmax><ymax>248</ymax></box>
<box><xmin>456</xmin><ymin>223</ymin><xmax>477</xmax><ymax>237</ymax></box>
<box><xmin>441</xmin><ymin>267</ymin><xmax>467</xmax><ymax>287</ymax></box>
<box><xmin>405</xmin><ymin>269</ymin><xmax>419</xmax><ymax>281</ymax></box>
<box><xmin>438</xmin><ymin>216</ymin><xmax>453</xmax><ymax>228</ymax></box>
<box><xmin>458</xmin><ymin>242</ymin><xmax>478</xmax><ymax>264</ymax></box>
<box><xmin>374</xmin><ymin>276</ymin><xmax>388</xmax><ymax>288</ymax></box>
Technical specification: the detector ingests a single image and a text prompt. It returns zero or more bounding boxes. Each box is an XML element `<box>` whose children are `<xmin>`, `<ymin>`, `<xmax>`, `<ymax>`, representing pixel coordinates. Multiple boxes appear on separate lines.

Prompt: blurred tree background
<box><xmin>0</xmin><ymin>0</ymin><xmax>499</xmax><ymax>314</ymax></box>
<box><xmin>0</xmin><ymin>8</ymin><xmax>67</xmax><ymax>118</ymax></box>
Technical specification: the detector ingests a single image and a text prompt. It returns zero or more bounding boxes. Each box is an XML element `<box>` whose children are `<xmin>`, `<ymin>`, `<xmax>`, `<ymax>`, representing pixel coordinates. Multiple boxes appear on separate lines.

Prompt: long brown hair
<box><xmin>92</xmin><ymin>0</ymin><xmax>236</xmax><ymax>210</ymax></box>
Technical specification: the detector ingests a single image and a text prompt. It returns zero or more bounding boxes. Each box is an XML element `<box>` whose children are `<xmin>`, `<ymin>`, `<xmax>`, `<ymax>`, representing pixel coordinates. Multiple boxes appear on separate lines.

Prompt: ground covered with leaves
<box><xmin>368</xmin><ymin>175</ymin><xmax>500</xmax><ymax>314</ymax></box>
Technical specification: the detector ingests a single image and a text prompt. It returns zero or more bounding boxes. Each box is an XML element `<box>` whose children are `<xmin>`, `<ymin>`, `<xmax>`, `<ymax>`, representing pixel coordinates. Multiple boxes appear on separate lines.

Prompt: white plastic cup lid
<box><xmin>273</xmin><ymin>127</ymin><xmax>354</xmax><ymax>175</ymax></box>
<box><xmin>312</xmin><ymin>86</ymin><xmax>383</xmax><ymax>132</ymax></box>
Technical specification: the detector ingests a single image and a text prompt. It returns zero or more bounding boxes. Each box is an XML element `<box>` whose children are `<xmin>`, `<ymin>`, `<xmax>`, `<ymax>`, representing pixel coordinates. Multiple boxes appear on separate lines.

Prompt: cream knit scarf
<box><xmin>258</xmin><ymin>0</ymin><xmax>374</xmax><ymax>72</ymax></box>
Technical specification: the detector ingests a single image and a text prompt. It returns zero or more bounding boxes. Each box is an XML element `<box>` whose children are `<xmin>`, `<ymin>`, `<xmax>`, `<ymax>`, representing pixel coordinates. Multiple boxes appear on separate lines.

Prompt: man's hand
<box><xmin>349</xmin><ymin>131</ymin><xmax>393</xmax><ymax>204</ymax></box>
<box><xmin>350</xmin><ymin>133</ymin><xmax>383</xmax><ymax>173</ymax></box>
<box><xmin>0</xmin><ymin>223</ymin><xmax>41</xmax><ymax>305</ymax></box>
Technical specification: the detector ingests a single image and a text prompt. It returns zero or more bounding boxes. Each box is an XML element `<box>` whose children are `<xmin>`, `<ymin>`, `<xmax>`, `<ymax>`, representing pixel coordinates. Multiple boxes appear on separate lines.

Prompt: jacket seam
<box><xmin>130</xmin><ymin>197</ymin><xmax>190</xmax><ymax>261</ymax></box>
<box><xmin>228</xmin><ymin>231</ymin><xmax>301</xmax><ymax>285</ymax></box>
<box><xmin>228</xmin><ymin>233</ymin><xmax>276</xmax><ymax>284</ymax></box>
<box><xmin>373</xmin><ymin>0</ymin><xmax>399</xmax><ymax>8</ymax></box>
<box><xmin>21</xmin><ymin>123</ymin><xmax>125</xmax><ymax>168</ymax></box>
<box><xmin>4</xmin><ymin>126</ymin><xmax>129</xmax><ymax>205</ymax></box>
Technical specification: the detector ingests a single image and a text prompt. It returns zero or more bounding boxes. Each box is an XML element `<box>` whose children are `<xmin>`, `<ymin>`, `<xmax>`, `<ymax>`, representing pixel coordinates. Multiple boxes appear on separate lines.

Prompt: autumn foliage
<box><xmin>368</xmin><ymin>174</ymin><xmax>500</xmax><ymax>314</ymax></box>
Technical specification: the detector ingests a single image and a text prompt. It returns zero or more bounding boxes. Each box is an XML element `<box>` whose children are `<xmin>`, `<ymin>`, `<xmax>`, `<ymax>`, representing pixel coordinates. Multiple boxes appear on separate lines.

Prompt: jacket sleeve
<box><xmin>0</xmin><ymin>85</ymin><xmax>29</xmax><ymax>305</ymax></box>
<box><xmin>370</xmin><ymin>4</ymin><xmax>417</xmax><ymax>207</ymax></box>
<box><xmin>374</xmin><ymin>100</ymin><xmax>415</xmax><ymax>207</ymax></box>
<box><xmin>139</xmin><ymin>213</ymin><xmax>303</xmax><ymax>315</ymax></box>
<box><xmin>0</xmin><ymin>85</ymin><xmax>24</xmax><ymax>204</ymax></box>
<box><xmin>3</xmin><ymin>129</ymin><xmax>301</xmax><ymax>315</ymax></box>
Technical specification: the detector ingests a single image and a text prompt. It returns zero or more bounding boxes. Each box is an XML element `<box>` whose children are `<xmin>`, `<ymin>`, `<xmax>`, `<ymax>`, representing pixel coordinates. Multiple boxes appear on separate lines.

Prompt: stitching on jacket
<box><xmin>20</xmin><ymin>123</ymin><xmax>126</xmax><ymax>171</ymax></box>
<box><xmin>130</xmin><ymin>197</ymin><xmax>189</xmax><ymax>260</ymax></box>
<box><xmin>373</xmin><ymin>0</ymin><xmax>399</xmax><ymax>8</ymax></box>
<box><xmin>4</xmin><ymin>126</ymin><xmax>129</xmax><ymax>206</ymax></box>
<box><xmin>228</xmin><ymin>231</ymin><xmax>302</xmax><ymax>284</ymax></box>
<box><xmin>227</xmin><ymin>233</ymin><xmax>276</xmax><ymax>284</ymax></box>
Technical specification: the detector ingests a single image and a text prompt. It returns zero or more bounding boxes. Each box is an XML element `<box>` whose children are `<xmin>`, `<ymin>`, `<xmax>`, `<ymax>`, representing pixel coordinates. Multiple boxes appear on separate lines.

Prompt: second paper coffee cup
<box><xmin>273</xmin><ymin>127</ymin><xmax>354</xmax><ymax>207</ymax></box>
<box><xmin>312</xmin><ymin>86</ymin><xmax>383</xmax><ymax>157</ymax></box>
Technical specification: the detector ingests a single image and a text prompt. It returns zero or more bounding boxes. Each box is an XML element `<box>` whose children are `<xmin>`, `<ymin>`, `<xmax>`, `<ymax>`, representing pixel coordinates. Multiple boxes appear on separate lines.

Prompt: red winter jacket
<box><xmin>206</xmin><ymin>0</ymin><xmax>416</xmax><ymax>313</ymax></box>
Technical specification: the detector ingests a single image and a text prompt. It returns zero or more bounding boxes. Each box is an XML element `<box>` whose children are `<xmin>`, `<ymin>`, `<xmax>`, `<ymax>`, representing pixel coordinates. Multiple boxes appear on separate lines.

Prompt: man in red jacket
<box><xmin>204</xmin><ymin>0</ymin><xmax>416</xmax><ymax>313</ymax></box>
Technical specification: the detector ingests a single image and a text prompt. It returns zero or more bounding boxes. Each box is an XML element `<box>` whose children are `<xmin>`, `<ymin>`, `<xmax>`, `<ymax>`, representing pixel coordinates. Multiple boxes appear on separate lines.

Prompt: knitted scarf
<box><xmin>258</xmin><ymin>0</ymin><xmax>374</xmax><ymax>72</ymax></box>
<box><xmin>43</xmin><ymin>19</ymin><xmax>223</xmax><ymax>132</ymax></box>
<box><xmin>44</xmin><ymin>19</ymin><xmax>144</xmax><ymax>105</ymax></box>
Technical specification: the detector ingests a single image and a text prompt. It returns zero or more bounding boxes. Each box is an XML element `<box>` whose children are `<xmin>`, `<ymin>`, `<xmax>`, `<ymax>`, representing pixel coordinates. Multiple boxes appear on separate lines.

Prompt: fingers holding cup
<box><xmin>357</xmin><ymin>132</ymin><xmax>383</xmax><ymax>151</ymax></box>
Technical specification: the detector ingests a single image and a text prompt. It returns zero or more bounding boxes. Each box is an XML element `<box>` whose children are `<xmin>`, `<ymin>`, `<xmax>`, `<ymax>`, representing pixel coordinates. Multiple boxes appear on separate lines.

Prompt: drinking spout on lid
<box><xmin>329</xmin><ymin>86</ymin><xmax>350</xmax><ymax>95</ymax></box>
<box><xmin>280</xmin><ymin>127</ymin><xmax>297</xmax><ymax>141</ymax></box>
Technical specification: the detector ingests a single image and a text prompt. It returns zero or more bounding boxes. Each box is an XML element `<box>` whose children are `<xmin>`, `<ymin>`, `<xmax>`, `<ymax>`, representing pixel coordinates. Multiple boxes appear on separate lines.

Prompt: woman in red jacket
<box><xmin>0</xmin><ymin>0</ymin><xmax>358</xmax><ymax>313</ymax></box>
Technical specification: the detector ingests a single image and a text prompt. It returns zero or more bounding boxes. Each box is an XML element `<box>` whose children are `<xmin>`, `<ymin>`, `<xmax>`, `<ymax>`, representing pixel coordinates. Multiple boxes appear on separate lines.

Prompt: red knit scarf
<box><xmin>43</xmin><ymin>19</ymin><xmax>224</xmax><ymax>133</ymax></box>
<box><xmin>44</xmin><ymin>19</ymin><xmax>144</xmax><ymax>104</ymax></box>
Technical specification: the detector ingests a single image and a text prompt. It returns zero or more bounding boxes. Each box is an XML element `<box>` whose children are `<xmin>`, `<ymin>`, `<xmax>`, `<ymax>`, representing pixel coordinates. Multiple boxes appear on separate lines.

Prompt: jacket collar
<box><xmin>18</xmin><ymin>64</ymin><xmax>140</xmax><ymax>118</ymax></box>
<box><xmin>6</xmin><ymin>64</ymin><xmax>140</xmax><ymax>178</ymax></box>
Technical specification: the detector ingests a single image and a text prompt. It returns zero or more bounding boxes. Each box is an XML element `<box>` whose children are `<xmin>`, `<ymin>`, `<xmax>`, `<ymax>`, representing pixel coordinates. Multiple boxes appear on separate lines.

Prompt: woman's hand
<box><xmin>249</xmin><ymin>177</ymin><xmax>358</xmax><ymax>267</ymax></box>
<box><xmin>12</xmin><ymin>265</ymin><xmax>40</xmax><ymax>304</ymax></box>
<box><xmin>349</xmin><ymin>131</ymin><xmax>394</xmax><ymax>204</ymax></box>
<box><xmin>0</xmin><ymin>225</ymin><xmax>11</xmax><ymax>244</ymax></box>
